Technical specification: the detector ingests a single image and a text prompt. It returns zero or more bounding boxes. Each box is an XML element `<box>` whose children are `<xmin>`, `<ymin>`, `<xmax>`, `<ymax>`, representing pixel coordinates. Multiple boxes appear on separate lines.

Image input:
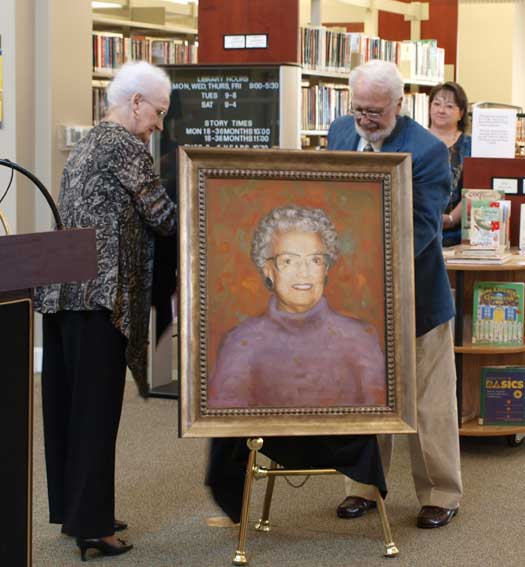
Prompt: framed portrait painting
<box><xmin>178</xmin><ymin>147</ymin><xmax>416</xmax><ymax>437</ymax></box>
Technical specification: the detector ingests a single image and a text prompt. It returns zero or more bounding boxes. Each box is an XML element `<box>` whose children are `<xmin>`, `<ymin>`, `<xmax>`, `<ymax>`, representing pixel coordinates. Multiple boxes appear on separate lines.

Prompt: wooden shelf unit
<box><xmin>459</xmin><ymin>419</ymin><xmax>525</xmax><ymax>437</ymax></box>
<box><xmin>447</xmin><ymin>257</ymin><xmax>525</xmax><ymax>436</ymax></box>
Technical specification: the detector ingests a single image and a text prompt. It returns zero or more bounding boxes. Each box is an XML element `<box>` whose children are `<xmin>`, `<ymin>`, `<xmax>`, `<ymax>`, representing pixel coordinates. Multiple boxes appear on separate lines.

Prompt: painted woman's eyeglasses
<box><xmin>266</xmin><ymin>253</ymin><xmax>329</xmax><ymax>272</ymax></box>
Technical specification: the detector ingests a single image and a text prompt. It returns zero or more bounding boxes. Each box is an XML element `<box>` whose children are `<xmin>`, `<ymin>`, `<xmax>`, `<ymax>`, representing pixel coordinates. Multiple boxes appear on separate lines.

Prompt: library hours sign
<box><xmin>161</xmin><ymin>65</ymin><xmax>281</xmax><ymax>149</ymax></box>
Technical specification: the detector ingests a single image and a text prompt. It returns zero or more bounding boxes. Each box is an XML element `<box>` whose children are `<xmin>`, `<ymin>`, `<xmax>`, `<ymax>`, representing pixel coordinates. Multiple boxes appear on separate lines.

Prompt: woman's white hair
<box><xmin>106</xmin><ymin>60</ymin><xmax>171</xmax><ymax>108</ymax></box>
<box><xmin>349</xmin><ymin>59</ymin><xmax>404</xmax><ymax>103</ymax></box>
<box><xmin>251</xmin><ymin>204</ymin><xmax>340</xmax><ymax>272</ymax></box>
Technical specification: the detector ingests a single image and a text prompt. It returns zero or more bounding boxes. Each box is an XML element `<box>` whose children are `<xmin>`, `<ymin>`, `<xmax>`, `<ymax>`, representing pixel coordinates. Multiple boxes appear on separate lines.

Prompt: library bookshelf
<box><xmin>300</xmin><ymin>68</ymin><xmax>439</xmax><ymax>149</ymax></box>
<box><xmin>447</xmin><ymin>254</ymin><xmax>525</xmax><ymax>445</ymax></box>
<box><xmin>91</xmin><ymin>13</ymin><xmax>198</xmax><ymax>124</ymax></box>
<box><xmin>299</xmin><ymin>28</ymin><xmax>444</xmax><ymax>148</ymax></box>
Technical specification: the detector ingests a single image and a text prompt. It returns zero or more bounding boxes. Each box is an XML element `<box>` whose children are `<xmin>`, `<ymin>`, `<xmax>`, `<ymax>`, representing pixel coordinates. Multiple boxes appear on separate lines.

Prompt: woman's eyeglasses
<box><xmin>141</xmin><ymin>97</ymin><xmax>167</xmax><ymax>118</ymax></box>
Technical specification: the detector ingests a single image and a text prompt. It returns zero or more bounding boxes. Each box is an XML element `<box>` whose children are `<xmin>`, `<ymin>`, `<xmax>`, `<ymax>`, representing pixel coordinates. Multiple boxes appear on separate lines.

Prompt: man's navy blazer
<box><xmin>328</xmin><ymin>114</ymin><xmax>454</xmax><ymax>337</ymax></box>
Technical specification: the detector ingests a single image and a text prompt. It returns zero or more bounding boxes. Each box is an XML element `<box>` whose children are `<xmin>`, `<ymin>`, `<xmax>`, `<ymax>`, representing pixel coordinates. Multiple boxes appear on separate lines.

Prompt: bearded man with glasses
<box><xmin>328</xmin><ymin>59</ymin><xmax>462</xmax><ymax>529</ymax></box>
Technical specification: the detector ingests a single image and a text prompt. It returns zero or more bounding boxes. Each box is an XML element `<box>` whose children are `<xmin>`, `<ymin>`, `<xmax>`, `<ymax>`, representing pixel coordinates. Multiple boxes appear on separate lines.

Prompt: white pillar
<box><xmin>0</xmin><ymin>0</ymin><xmax>35</xmax><ymax>235</ymax></box>
<box><xmin>512</xmin><ymin>0</ymin><xmax>525</xmax><ymax>110</ymax></box>
<box><xmin>34</xmin><ymin>0</ymin><xmax>92</xmax><ymax>233</ymax></box>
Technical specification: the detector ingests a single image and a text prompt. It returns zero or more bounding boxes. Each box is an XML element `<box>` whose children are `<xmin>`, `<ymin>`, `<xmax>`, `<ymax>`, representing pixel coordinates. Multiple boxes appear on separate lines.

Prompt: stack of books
<box><xmin>446</xmin><ymin>245</ymin><xmax>513</xmax><ymax>265</ymax></box>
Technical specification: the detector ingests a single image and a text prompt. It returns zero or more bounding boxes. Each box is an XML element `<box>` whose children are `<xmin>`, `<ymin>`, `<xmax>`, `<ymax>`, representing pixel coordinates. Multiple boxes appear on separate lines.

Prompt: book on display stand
<box><xmin>472</xmin><ymin>281</ymin><xmax>525</xmax><ymax>347</ymax></box>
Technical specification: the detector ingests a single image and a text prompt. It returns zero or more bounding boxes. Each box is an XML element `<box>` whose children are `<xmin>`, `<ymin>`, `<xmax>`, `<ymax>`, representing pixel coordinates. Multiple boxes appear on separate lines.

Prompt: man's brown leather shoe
<box><xmin>416</xmin><ymin>506</ymin><xmax>458</xmax><ymax>529</ymax></box>
<box><xmin>336</xmin><ymin>496</ymin><xmax>377</xmax><ymax>519</ymax></box>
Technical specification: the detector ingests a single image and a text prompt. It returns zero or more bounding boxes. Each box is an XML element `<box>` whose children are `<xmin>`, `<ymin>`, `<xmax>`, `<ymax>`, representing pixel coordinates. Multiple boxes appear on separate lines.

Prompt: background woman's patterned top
<box><xmin>445</xmin><ymin>133</ymin><xmax>472</xmax><ymax>214</ymax></box>
<box><xmin>35</xmin><ymin>121</ymin><xmax>177</xmax><ymax>396</ymax></box>
<box><xmin>442</xmin><ymin>132</ymin><xmax>472</xmax><ymax>246</ymax></box>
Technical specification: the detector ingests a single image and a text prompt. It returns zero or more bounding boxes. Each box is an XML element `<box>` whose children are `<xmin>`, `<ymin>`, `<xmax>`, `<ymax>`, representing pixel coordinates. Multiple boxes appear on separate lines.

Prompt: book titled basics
<box><xmin>480</xmin><ymin>366</ymin><xmax>525</xmax><ymax>425</ymax></box>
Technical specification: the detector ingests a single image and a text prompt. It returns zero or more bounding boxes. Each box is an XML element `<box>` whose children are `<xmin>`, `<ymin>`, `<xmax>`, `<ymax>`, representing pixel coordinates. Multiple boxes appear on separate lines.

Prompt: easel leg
<box><xmin>233</xmin><ymin>438</ymin><xmax>263</xmax><ymax>566</ymax></box>
<box><xmin>375</xmin><ymin>487</ymin><xmax>399</xmax><ymax>557</ymax></box>
<box><xmin>255</xmin><ymin>460</ymin><xmax>277</xmax><ymax>532</ymax></box>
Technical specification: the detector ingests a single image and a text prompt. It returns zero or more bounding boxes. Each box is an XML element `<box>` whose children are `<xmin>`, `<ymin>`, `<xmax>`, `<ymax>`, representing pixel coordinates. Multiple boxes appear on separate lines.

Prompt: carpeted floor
<box><xmin>32</xmin><ymin>377</ymin><xmax>525</xmax><ymax>567</ymax></box>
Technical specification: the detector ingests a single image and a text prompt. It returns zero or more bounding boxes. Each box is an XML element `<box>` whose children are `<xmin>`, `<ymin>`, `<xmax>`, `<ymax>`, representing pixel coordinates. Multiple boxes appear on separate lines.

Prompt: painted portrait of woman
<box><xmin>207</xmin><ymin>204</ymin><xmax>386</xmax><ymax>409</ymax></box>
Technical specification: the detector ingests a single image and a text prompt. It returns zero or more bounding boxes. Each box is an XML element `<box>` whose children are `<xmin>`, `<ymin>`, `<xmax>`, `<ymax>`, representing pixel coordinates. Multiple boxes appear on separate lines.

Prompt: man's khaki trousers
<box><xmin>345</xmin><ymin>321</ymin><xmax>463</xmax><ymax>509</ymax></box>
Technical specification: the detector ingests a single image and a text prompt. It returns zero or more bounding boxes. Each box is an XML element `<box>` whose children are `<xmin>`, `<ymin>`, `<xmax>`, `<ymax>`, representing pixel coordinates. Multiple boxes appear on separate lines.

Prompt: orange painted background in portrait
<box><xmin>206</xmin><ymin>177</ymin><xmax>385</xmax><ymax>373</ymax></box>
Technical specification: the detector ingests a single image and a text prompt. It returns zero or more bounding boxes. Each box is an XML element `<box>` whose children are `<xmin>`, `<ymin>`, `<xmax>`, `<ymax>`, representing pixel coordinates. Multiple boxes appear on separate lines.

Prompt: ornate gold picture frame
<box><xmin>178</xmin><ymin>147</ymin><xmax>416</xmax><ymax>437</ymax></box>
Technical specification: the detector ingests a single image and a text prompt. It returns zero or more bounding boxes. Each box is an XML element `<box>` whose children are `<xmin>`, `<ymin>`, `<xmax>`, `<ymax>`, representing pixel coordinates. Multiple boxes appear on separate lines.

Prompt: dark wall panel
<box><xmin>198</xmin><ymin>0</ymin><xmax>299</xmax><ymax>64</ymax></box>
<box><xmin>379</xmin><ymin>0</ymin><xmax>458</xmax><ymax>67</ymax></box>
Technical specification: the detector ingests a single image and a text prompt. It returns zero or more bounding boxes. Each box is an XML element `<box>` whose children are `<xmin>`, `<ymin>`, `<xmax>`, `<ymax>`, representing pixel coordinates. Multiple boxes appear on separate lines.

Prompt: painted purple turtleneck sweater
<box><xmin>208</xmin><ymin>295</ymin><xmax>386</xmax><ymax>408</ymax></box>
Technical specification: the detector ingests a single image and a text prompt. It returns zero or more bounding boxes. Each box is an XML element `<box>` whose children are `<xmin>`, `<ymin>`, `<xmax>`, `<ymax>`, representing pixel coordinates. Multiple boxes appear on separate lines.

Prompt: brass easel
<box><xmin>0</xmin><ymin>209</ymin><xmax>10</xmax><ymax>235</ymax></box>
<box><xmin>232</xmin><ymin>438</ymin><xmax>399</xmax><ymax>566</ymax></box>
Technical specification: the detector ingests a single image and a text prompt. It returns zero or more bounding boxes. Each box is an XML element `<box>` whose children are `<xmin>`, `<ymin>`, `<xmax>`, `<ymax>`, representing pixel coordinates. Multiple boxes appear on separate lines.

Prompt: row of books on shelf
<box><xmin>400</xmin><ymin>92</ymin><xmax>429</xmax><ymax>130</ymax></box>
<box><xmin>300</xmin><ymin>81</ymin><xmax>431</xmax><ymax>131</ymax></box>
<box><xmin>92</xmin><ymin>31</ymin><xmax>197</xmax><ymax>74</ymax></box>
<box><xmin>479</xmin><ymin>366</ymin><xmax>525</xmax><ymax>426</ymax></box>
<box><xmin>301</xmin><ymin>81</ymin><xmax>350</xmax><ymax>131</ymax></box>
<box><xmin>300</xmin><ymin>26</ymin><xmax>444</xmax><ymax>83</ymax></box>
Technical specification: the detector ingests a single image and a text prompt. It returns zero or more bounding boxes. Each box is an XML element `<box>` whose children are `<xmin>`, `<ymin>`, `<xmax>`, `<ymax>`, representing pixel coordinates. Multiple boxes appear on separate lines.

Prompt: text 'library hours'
<box><xmin>173</xmin><ymin>75</ymin><xmax>279</xmax><ymax>109</ymax></box>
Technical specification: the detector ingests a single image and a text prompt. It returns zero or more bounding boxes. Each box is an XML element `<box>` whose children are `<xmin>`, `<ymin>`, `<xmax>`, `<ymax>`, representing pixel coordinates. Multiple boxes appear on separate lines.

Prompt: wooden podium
<box><xmin>0</xmin><ymin>228</ymin><xmax>97</xmax><ymax>567</ymax></box>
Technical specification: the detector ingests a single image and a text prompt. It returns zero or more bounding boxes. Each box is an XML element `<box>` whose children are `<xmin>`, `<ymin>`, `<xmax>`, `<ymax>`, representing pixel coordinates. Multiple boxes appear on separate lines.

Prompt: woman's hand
<box><xmin>442</xmin><ymin>213</ymin><xmax>455</xmax><ymax>229</ymax></box>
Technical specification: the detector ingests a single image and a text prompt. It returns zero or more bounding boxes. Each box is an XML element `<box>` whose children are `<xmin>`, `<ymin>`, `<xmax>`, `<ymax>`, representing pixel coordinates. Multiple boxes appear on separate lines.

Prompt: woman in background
<box><xmin>429</xmin><ymin>81</ymin><xmax>471</xmax><ymax>246</ymax></box>
<box><xmin>35</xmin><ymin>61</ymin><xmax>177</xmax><ymax>561</ymax></box>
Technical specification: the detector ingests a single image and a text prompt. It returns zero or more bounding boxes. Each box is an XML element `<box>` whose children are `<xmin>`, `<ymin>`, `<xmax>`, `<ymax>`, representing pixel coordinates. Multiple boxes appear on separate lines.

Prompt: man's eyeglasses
<box><xmin>349</xmin><ymin>106</ymin><xmax>387</xmax><ymax>120</ymax></box>
<box><xmin>266</xmin><ymin>253</ymin><xmax>329</xmax><ymax>273</ymax></box>
<box><xmin>141</xmin><ymin>97</ymin><xmax>167</xmax><ymax>118</ymax></box>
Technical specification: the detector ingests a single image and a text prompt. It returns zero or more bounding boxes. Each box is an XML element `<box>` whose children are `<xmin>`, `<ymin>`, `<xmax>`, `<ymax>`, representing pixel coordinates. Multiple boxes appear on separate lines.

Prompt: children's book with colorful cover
<box><xmin>469</xmin><ymin>199</ymin><xmax>510</xmax><ymax>251</ymax></box>
<box><xmin>461</xmin><ymin>188</ymin><xmax>505</xmax><ymax>241</ymax></box>
<box><xmin>472</xmin><ymin>281</ymin><xmax>525</xmax><ymax>346</ymax></box>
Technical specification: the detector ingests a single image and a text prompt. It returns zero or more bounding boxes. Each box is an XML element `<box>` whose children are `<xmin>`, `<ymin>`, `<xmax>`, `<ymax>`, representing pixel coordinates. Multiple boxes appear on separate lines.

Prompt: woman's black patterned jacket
<box><xmin>35</xmin><ymin>121</ymin><xmax>177</xmax><ymax>396</ymax></box>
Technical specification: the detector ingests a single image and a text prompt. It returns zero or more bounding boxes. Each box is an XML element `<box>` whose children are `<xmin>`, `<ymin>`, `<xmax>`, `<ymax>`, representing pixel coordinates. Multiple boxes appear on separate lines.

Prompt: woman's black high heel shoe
<box><xmin>76</xmin><ymin>537</ymin><xmax>133</xmax><ymax>562</ymax></box>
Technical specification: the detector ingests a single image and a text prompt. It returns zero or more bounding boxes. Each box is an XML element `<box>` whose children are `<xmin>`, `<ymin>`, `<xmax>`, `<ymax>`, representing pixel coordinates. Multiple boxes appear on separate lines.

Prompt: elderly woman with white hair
<box><xmin>35</xmin><ymin>61</ymin><xmax>177</xmax><ymax>560</ymax></box>
<box><xmin>208</xmin><ymin>204</ymin><xmax>386</xmax><ymax>409</ymax></box>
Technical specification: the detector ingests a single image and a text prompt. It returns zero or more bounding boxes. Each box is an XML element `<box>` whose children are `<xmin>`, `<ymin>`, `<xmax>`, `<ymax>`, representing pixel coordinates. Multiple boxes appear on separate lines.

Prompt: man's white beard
<box><xmin>355</xmin><ymin>116</ymin><xmax>397</xmax><ymax>144</ymax></box>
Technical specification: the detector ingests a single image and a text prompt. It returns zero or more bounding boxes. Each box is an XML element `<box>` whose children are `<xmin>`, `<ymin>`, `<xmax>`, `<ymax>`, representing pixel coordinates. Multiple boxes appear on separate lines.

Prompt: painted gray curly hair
<box><xmin>251</xmin><ymin>204</ymin><xmax>340</xmax><ymax>272</ymax></box>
